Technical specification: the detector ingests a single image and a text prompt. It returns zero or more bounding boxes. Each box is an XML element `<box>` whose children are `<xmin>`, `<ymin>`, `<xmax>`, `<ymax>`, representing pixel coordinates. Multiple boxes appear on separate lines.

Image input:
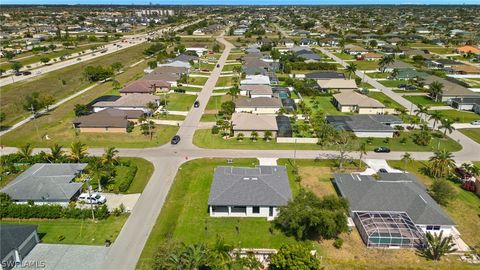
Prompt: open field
<box><xmin>333</xmin><ymin>52</ymin><xmax>355</xmax><ymax>60</ymax></box>
<box><xmin>355</xmin><ymin>60</ymin><xmax>379</xmax><ymax>70</ymax></box>
<box><xmin>222</xmin><ymin>63</ymin><xmax>241</xmax><ymax>72</ymax></box>
<box><xmin>0</xmin><ymin>43</ymin><xmax>150</xmax><ymax>127</ymax></box>
<box><xmin>379</xmin><ymin>79</ymin><xmax>405</xmax><ymax>88</ymax></box>
<box><xmin>367</xmin><ymin>92</ymin><xmax>404</xmax><ymax>111</ymax></box>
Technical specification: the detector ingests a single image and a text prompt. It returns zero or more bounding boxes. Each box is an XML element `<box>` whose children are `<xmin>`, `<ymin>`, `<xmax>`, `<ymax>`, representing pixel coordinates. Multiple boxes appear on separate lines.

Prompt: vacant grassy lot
<box><xmin>379</xmin><ymin>80</ymin><xmax>405</xmax><ymax>88</ymax></box>
<box><xmin>459</xmin><ymin>128</ymin><xmax>480</xmax><ymax>144</ymax></box>
<box><xmin>367</xmin><ymin>92</ymin><xmax>404</xmax><ymax>111</ymax></box>
<box><xmin>200</xmin><ymin>113</ymin><xmax>219</xmax><ymax>122</ymax></box>
<box><xmin>227</xmin><ymin>53</ymin><xmax>244</xmax><ymax>61</ymax></box>
<box><xmin>333</xmin><ymin>52</ymin><xmax>355</xmax><ymax>60</ymax></box>
<box><xmin>205</xmin><ymin>95</ymin><xmax>231</xmax><ymax>113</ymax></box>
<box><xmin>0</xmin><ymin>43</ymin><xmax>149</xmax><ymax>127</ymax></box>
<box><xmin>215</xmin><ymin>76</ymin><xmax>236</xmax><ymax>87</ymax></box>
<box><xmin>428</xmin><ymin>47</ymin><xmax>455</xmax><ymax>54</ymax></box>
<box><xmin>429</xmin><ymin>110</ymin><xmax>479</xmax><ymax>123</ymax></box>
<box><xmin>1</xmin><ymin>215</ymin><xmax>128</xmax><ymax>245</ymax></box>
<box><xmin>137</xmin><ymin>158</ymin><xmax>304</xmax><ymax>269</ymax></box>
<box><xmin>165</xmin><ymin>93</ymin><xmax>197</xmax><ymax>111</ymax></box>
<box><xmin>404</xmin><ymin>95</ymin><xmax>444</xmax><ymax>106</ymax></box>
<box><xmin>186</xmin><ymin>76</ymin><xmax>208</xmax><ymax>86</ymax></box>
<box><xmin>222</xmin><ymin>63</ymin><xmax>241</xmax><ymax>72</ymax></box>
<box><xmin>355</xmin><ymin>60</ymin><xmax>379</xmax><ymax>70</ymax></box>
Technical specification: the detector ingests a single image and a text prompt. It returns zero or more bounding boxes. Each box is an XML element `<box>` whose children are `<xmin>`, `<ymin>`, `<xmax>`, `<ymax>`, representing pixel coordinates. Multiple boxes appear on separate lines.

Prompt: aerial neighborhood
<box><xmin>0</xmin><ymin>4</ymin><xmax>479</xmax><ymax>270</ymax></box>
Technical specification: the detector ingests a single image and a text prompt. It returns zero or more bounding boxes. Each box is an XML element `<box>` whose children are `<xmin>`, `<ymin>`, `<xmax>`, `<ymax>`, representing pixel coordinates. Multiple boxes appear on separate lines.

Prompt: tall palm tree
<box><xmin>181</xmin><ymin>243</ymin><xmax>208</xmax><ymax>270</ymax></box>
<box><xmin>379</xmin><ymin>54</ymin><xmax>395</xmax><ymax>72</ymax></box>
<box><xmin>346</xmin><ymin>63</ymin><xmax>357</xmax><ymax>79</ymax></box>
<box><xmin>101</xmin><ymin>147</ymin><xmax>119</xmax><ymax>167</ymax></box>
<box><xmin>429</xmin><ymin>81</ymin><xmax>444</xmax><ymax>102</ymax></box>
<box><xmin>69</xmin><ymin>141</ymin><xmax>88</xmax><ymax>162</ymax></box>
<box><xmin>227</xmin><ymin>86</ymin><xmax>240</xmax><ymax>100</ymax></box>
<box><xmin>439</xmin><ymin>118</ymin><xmax>455</xmax><ymax>137</ymax></box>
<box><xmin>357</xmin><ymin>142</ymin><xmax>367</xmax><ymax>168</ymax></box>
<box><xmin>401</xmin><ymin>152</ymin><xmax>413</xmax><ymax>172</ymax></box>
<box><xmin>18</xmin><ymin>143</ymin><xmax>33</xmax><ymax>161</ymax></box>
<box><xmin>414</xmin><ymin>104</ymin><xmax>430</xmax><ymax>122</ymax></box>
<box><xmin>428</xmin><ymin>110</ymin><xmax>443</xmax><ymax>130</ymax></box>
<box><xmin>428</xmin><ymin>150</ymin><xmax>455</xmax><ymax>179</ymax></box>
<box><xmin>48</xmin><ymin>144</ymin><xmax>64</xmax><ymax>163</ymax></box>
<box><xmin>420</xmin><ymin>231</ymin><xmax>457</xmax><ymax>261</ymax></box>
<box><xmin>391</xmin><ymin>68</ymin><xmax>399</xmax><ymax>79</ymax></box>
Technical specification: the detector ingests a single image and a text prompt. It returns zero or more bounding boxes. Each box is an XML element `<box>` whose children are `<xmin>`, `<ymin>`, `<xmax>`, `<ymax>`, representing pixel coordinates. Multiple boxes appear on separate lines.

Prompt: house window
<box><xmin>269</xmin><ymin>207</ymin><xmax>274</xmax><ymax>216</ymax></box>
<box><xmin>426</xmin><ymin>225</ymin><xmax>433</xmax><ymax>230</ymax></box>
<box><xmin>433</xmin><ymin>226</ymin><xmax>441</xmax><ymax>230</ymax></box>
<box><xmin>252</xmin><ymin>206</ymin><xmax>260</xmax><ymax>214</ymax></box>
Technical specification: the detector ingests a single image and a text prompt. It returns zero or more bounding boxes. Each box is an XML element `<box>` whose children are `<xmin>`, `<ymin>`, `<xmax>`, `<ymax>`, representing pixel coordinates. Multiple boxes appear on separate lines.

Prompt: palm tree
<box><xmin>101</xmin><ymin>147</ymin><xmax>119</xmax><ymax>167</ymax></box>
<box><xmin>378</xmin><ymin>54</ymin><xmax>395</xmax><ymax>72</ymax></box>
<box><xmin>401</xmin><ymin>152</ymin><xmax>413</xmax><ymax>172</ymax></box>
<box><xmin>429</xmin><ymin>81</ymin><xmax>444</xmax><ymax>102</ymax></box>
<box><xmin>18</xmin><ymin>143</ymin><xmax>33</xmax><ymax>160</ymax></box>
<box><xmin>264</xmin><ymin>130</ymin><xmax>272</xmax><ymax>141</ymax></box>
<box><xmin>428</xmin><ymin>111</ymin><xmax>443</xmax><ymax>130</ymax></box>
<box><xmin>69</xmin><ymin>141</ymin><xmax>88</xmax><ymax>162</ymax></box>
<box><xmin>236</xmin><ymin>132</ymin><xmax>244</xmax><ymax>141</ymax></box>
<box><xmin>391</xmin><ymin>68</ymin><xmax>399</xmax><ymax>79</ymax></box>
<box><xmin>420</xmin><ymin>231</ymin><xmax>457</xmax><ymax>261</ymax></box>
<box><xmin>414</xmin><ymin>104</ymin><xmax>430</xmax><ymax>122</ymax></box>
<box><xmin>345</xmin><ymin>63</ymin><xmax>357</xmax><ymax>79</ymax></box>
<box><xmin>250</xmin><ymin>131</ymin><xmax>258</xmax><ymax>141</ymax></box>
<box><xmin>339</xmin><ymin>37</ymin><xmax>346</xmax><ymax>52</ymax></box>
<box><xmin>227</xmin><ymin>86</ymin><xmax>240</xmax><ymax>100</ymax></box>
<box><xmin>428</xmin><ymin>150</ymin><xmax>455</xmax><ymax>179</ymax></box>
<box><xmin>439</xmin><ymin>118</ymin><xmax>455</xmax><ymax>137</ymax></box>
<box><xmin>211</xmin><ymin>238</ymin><xmax>233</xmax><ymax>265</ymax></box>
<box><xmin>181</xmin><ymin>243</ymin><xmax>208</xmax><ymax>270</ymax></box>
<box><xmin>48</xmin><ymin>144</ymin><xmax>64</xmax><ymax>162</ymax></box>
<box><xmin>357</xmin><ymin>142</ymin><xmax>366</xmax><ymax>168</ymax></box>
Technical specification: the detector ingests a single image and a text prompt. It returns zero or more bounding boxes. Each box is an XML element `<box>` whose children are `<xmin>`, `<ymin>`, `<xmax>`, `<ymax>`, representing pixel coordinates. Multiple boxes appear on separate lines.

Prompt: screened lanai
<box><xmin>353</xmin><ymin>211</ymin><xmax>425</xmax><ymax>248</ymax></box>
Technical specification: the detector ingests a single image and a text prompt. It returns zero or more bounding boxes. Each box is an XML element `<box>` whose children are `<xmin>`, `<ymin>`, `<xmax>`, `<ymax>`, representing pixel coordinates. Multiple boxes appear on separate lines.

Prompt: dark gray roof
<box><xmin>305</xmin><ymin>71</ymin><xmax>345</xmax><ymax>80</ymax></box>
<box><xmin>326</xmin><ymin>115</ymin><xmax>402</xmax><ymax>132</ymax></box>
<box><xmin>334</xmin><ymin>173</ymin><xmax>454</xmax><ymax>226</ymax></box>
<box><xmin>1</xmin><ymin>163</ymin><xmax>86</xmax><ymax>202</ymax></box>
<box><xmin>208</xmin><ymin>166</ymin><xmax>291</xmax><ymax>206</ymax></box>
<box><xmin>297</xmin><ymin>53</ymin><xmax>321</xmax><ymax>61</ymax></box>
<box><xmin>0</xmin><ymin>224</ymin><xmax>38</xmax><ymax>259</ymax></box>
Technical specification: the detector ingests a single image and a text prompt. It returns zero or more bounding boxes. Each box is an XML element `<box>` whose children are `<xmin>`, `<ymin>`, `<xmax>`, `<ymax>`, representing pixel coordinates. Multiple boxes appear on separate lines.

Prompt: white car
<box><xmin>78</xmin><ymin>193</ymin><xmax>107</xmax><ymax>204</ymax></box>
<box><xmin>471</xmin><ymin>120</ymin><xmax>480</xmax><ymax>125</ymax></box>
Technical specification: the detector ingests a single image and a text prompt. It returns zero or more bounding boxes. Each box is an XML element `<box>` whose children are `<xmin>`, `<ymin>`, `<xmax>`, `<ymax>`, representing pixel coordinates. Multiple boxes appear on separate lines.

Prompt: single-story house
<box><xmin>297</xmin><ymin>52</ymin><xmax>321</xmax><ymax>63</ymax></box>
<box><xmin>119</xmin><ymin>80</ymin><xmax>170</xmax><ymax>95</ymax></box>
<box><xmin>344</xmin><ymin>44</ymin><xmax>369</xmax><ymax>55</ymax></box>
<box><xmin>158</xmin><ymin>60</ymin><xmax>191</xmax><ymax>70</ymax></box>
<box><xmin>208</xmin><ymin>166</ymin><xmax>291</xmax><ymax>220</ymax></box>
<box><xmin>447</xmin><ymin>65</ymin><xmax>480</xmax><ymax>75</ymax></box>
<box><xmin>185</xmin><ymin>46</ymin><xmax>208</xmax><ymax>56</ymax></box>
<box><xmin>73</xmin><ymin>108</ymin><xmax>143</xmax><ymax>133</ymax></box>
<box><xmin>455</xmin><ymin>45</ymin><xmax>480</xmax><ymax>55</ymax></box>
<box><xmin>394</xmin><ymin>68</ymin><xmax>428</xmax><ymax>80</ymax></box>
<box><xmin>92</xmin><ymin>94</ymin><xmax>160</xmax><ymax>114</ymax></box>
<box><xmin>239</xmin><ymin>85</ymin><xmax>273</xmax><ymax>98</ymax></box>
<box><xmin>298</xmin><ymin>38</ymin><xmax>317</xmax><ymax>47</ymax></box>
<box><xmin>279</xmin><ymin>38</ymin><xmax>295</xmax><ymax>48</ymax></box>
<box><xmin>363</xmin><ymin>52</ymin><xmax>383</xmax><ymax>61</ymax></box>
<box><xmin>326</xmin><ymin>114</ymin><xmax>402</xmax><ymax>138</ymax></box>
<box><xmin>332</xmin><ymin>91</ymin><xmax>393</xmax><ymax>114</ymax></box>
<box><xmin>233</xmin><ymin>28</ymin><xmax>247</xmax><ymax>36</ymax></box>
<box><xmin>382</xmin><ymin>60</ymin><xmax>412</xmax><ymax>72</ymax></box>
<box><xmin>235</xmin><ymin>97</ymin><xmax>282</xmax><ymax>114</ymax></box>
<box><xmin>1</xmin><ymin>163</ymin><xmax>86</xmax><ymax>206</ymax></box>
<box><xmin>240</xmin><ymin>75</ymin><xmax>271</xmax><ymax>85</ymax></box>
<box><xmin>317</xmin><ymin>79</ymin><xmax>358</xmax><ymax>92</ymax></box>
<box><xmin>1</xmin><ymin>224</ymin><xmax>39</xmax><ymax>270</ymax></box>
<box><xmin>305</xmin><ymin>71</ymin><xmax>345</xmax><ymax>80</ymax></box>
<box><xmin>449</xmin><ymin>97</ymin><xmax>480</xmax><ymax>113</ymax></box>
<box><xmin>334</xmin><ymin>172</ymin><xmax>456</xmax><ymax>248</ymax></box>
<box><xmin>423</xmin><ymin>76</ymin><xmax>480</xmax><ymax>102</ymax></box>
<box><xmin>231</xmin><ymin>113</ymin><xmax>278</xmax><ymax>137</ymax></box>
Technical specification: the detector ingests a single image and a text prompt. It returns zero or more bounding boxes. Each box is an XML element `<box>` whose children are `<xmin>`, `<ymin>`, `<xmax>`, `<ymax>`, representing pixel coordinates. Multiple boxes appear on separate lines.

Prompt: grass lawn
<box><xmin>408</xmin><ymin>42</ymin><xmax>441</xmax><ymax>48</ymax></box>
<box><xmin>205</xmin><ymin>95</ymin><xmax>231</xmax><ymax>112</ymax></box>
<box><xmin>459</xmin><ymin>128</ymin><xmax>480</xmax><ymax>144</ymax></box>
<box><xmin>222</xmin><ymin>64</ymin><xmax>241</xmax><ymax>72</ymax></box>
<box><xmin>137</xmin><ymin>158</ymin><xmax>304</xmax><ymax>269</ymax></box>
<box><xmin>193</xmin><ymin>129</ymin><xmax>461</xmax><ymax>152</ymax></box>
<box><xmin>430</xmin><ymin>110</ymin><xmax>480</xmax><ymax>123</ymax></box>
<box><xmin>154</xmin><ymin>114</ymin><xmax>186</xmax><ymax>121</ymax></box>
<box><xmin>355</xmin><ymin>60</ymin><xmax>379</xmax><ymax>70</ymax></box>
<box><xmin>117</xmin><ymin>157</ymin><xmax>154</xmax><ymax>194</ymax></box>
<box><xmin>367</xmin><ymin>92</ymin><xmax>404</xmax><ymax>111</ymax></box>
<box><xmin>0</xmin><ymin>43</ymin><xmax>149</xmax><ymax>127</ymax></box>
<box><xmin>333</xmin><ymin>52</ymin><xmax>354</xmax><ymax>60</ymax></box>
<box><xmin>166</xmin><ymin>93</ymin><xmax>197</xmax><ymax>111</ymax></box>
<box><xmin>215</xmin><ymin>76</ymin><xmax>237</xmax><ymax>87</ymax></box>
<box><xmin>192</xmin><ymin>63</ymin><xmax>216</xmax><ymax>71</ymax></box>
<box><xmin>173</xmin><ymin>86</ymin><xmax>203</xmax><ymax>92</ymax></box>
<box><xmin>404</xmin><ymin>95</ymin><xmax>444</xmax><ymax>106</ymax></box>
<box><xmin>227</xmin><ymin>53</ymin><xmax>244</xmax><ymax>61</ymax></box>
<box><xmin>368</xmin><ymin>72</ymin><xmax>391</xmax><ymax>79</ymax></box>
<box><xmin>303</xmin><ymin>96</ymin><xmax>352</xmax><ymax>115</ymax></box>
<box><xmin>379</xmin><ymin>80</ymin><xmax>405</xmax><ymax>88</ymax></box>
<box><xmin>186</xmin><ymin>76</ymin><xmax>208</xmax><ymax>86</ymax></box>
<box><xmin>428</xmin><ymin>47</ymin><xmax>455</xmax><ymax>54</ymax></box>
<box><xmin>200</xmin><ymin>113</ymin><xmax>219</xmax><ymax>122</ymax></box>
<box><xmin>1</xmin><ymin>215</ymin><xmax>129</xmax><ymax>245</ymax></box>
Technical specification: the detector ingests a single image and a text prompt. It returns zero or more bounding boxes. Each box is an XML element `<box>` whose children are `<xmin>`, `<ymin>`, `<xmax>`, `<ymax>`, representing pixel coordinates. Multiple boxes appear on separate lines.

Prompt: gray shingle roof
<box><xmin>326</xmin><ymin>115</ymin><xmax>402</xmax><ymax>132</ymax></box>
<box><xmin>1</xmin><ymin>163</ymin><xmax>86</xmax><ymax>202</ymax></box>
<box><xmin>334</xmin><ymin>173</ymin><xmax>454</xmax><ymax>226</ymax></box>
<box><xmin>0</xmin><ymin>224</ymin><xmax>37</xmax><ymax>259</ymax></box>
<box><xmin>208</xmin><ymin>166</ymin><xmax>292</xmax><ymax>206</ymax></box>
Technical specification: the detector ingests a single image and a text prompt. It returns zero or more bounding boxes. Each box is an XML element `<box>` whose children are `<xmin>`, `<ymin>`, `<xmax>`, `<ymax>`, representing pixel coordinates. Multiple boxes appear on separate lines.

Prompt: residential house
<box><xmin>240</xmin><ymin>75</ymin><xmax>271</xmax><ymax>85</ymax></box>
<box><xmin>279</xmin><ymin>38</ymin><xmax>295</xmax><ymax>48</ymax></box>
<box><xmin>455</xmin><ymin>45</ymin><xmax>480</xmax><ymax>55</ymax></box>
<box><xmin>394</xmin><ymin>68</ymin><xmax>428</xmax><ymax>80</ymax></box>
<box><xmin>231</xmin><ymin>113</ymin><xmax>278</xmax><ymax>137</ymax></box>
<box><xmin>326</xmin><ymin>115</ymin><xmax>403</xmax><ymax>138</ymax></box>
<box><xmin>1</xmin><ymin>163</ymin><xmax>86</xmax><ymax>206</ymax></box>
<box><xmin>73</xmin><ymin>108</ymin><xmax>143</xmax><ymax>133</ymax></box>
<box><xmin>317</xmin><ymin>79</ymin><xmax>358</xmax><ymax>92</ymax></box>
<box><xmin>239</xmin><ymin>85</ymin><xmax>273</xmax><ymax>98</ymax></box>
<box><xmin>92</xmin><ymin>94</ymin><xmax>160</xmax><ymax>113</ymax></box>
<box><xmin>298</xmin><ymin>38</ymin><xmax>317</xmax><ymax>47</ymax></box>
<box><xmin>235</xmin><ymin>97</ymin><xmax>282</xmax><ymax>114</ymax></box>
<box><xmin>423</xmin><ymin>76</ymin><xmax>480</xmax><ymax>102</ymax></box>
<box><xmin>208</xmin><ymin>166</ymin><xmax>291</xmax><ymax>221</ymax></box>
<box><xmin>449</xmin><ymin>97</ymin><xmax>480</xmax><ymax>113</ymax></box>
<box><xmin>363</xmin><ymin>52</ymin><xmax>382</xmax><ymax>61</ymax></box>
<box><xmin>233</xmin><ymin>28</ymin><xmax>247</xmax><ymax>36</ymax></box>
<box><xmin>332</xmin><ymin>91</ymin><xmax>394</xmax><ymax>114</ymax></box>
<box><xmin>334</xmin><ymin>172</ymin><xmax>456</xmax><ymax>248</ymax></box>
<box><xmin>1</xmin><ymin>224</ymin><xmax>39</xmax><ymax>270</ymax></box>
<box><xmin>305</xmin><ymin>71</ymin><xmax>345</xmax><ymax>80</ymax></box>
<box><xmin>119</xmin><ymin>80</ymin><xmax>170</xmax><ymax>95</ymax></box>
<box><xmin>447</xmin><ymin>65</ymin><xmax>480</xmax><ymax>75</ymax></box>
<box><xmin>382</xmin><ymin>60</ymin><xmax>412</xmax><ymax>72</ymax></box>
<box><xmin>344</xmin><ymin>44</ymin><xmax>369</xmax><ymax>55</ymax></box>
<box><xmin>297</xmin><ymin>52</ymin><xmax>321</xmax><ymax>63</ymax></box>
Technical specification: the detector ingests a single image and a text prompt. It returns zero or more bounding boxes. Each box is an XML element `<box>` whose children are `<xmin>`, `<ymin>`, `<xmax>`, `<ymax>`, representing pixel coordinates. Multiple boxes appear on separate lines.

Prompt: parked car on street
<box><xmin>78</xmin><ymin>193</ymin><xmax>106</xmax><ymax>204</ymax></box>
<box><xmin>194</xmin><ymin>101</ymin><xmax>200</xmax><ymax>108</ymax></box>
<box><xmin>471</xmin><ymin>120</ymin><xmax>480</xmax><ymax>125</ymax></box>
<box><xmin>171</xmin><ymin>135</ymin><xmax>181</xmax><ymax>145</ymax></box>
<box><xmin>374</xmin><ymin>147</ymin><xmax>391</xmax><ymax>153</ymax></box>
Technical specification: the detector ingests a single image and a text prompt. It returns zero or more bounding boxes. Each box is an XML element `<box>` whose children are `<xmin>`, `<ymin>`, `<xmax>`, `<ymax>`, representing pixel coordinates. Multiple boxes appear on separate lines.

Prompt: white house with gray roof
<box><xmin>208</xmin><ymin>166</ymin><xmax>291</xmax><ymax>221</ymax></box>
<box><xmin>1</xmin><ymin>163</ymin><xmax>87</xmax><ymax>206</ymax></box>
<box><xmin>334</xmin><ymin>173</ymin><xmax>456</xmax><ymax>248</ymax></box>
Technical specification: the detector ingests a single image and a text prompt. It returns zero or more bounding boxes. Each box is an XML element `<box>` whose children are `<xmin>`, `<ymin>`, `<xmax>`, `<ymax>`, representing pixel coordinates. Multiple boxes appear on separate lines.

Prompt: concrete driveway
<box><xmin>364</xmin><ymin>159</ymin><xmax>403</xmax><ymax>174</ymax></box>
<box><xmin>103</xmin><ymin>193</ymin><xmax>141</xmax><ymax>212</ymax></box>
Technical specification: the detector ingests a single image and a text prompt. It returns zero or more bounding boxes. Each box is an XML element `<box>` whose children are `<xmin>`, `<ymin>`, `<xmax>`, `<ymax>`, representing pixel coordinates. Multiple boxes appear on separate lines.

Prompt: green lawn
<box><xmin>404</xmin><ymin>95</ymin><xmax>444</xmax><ymax>106</ymax></box>
<box><xmin>429</xmin><ymin>110</ymin><xmax>480</xmax><ymax>123</ymax></box>
<box><xmin>215</xmin><ymin>76</ymin><xmax>237</xmax><ymax>87</ymax></box>
<box><xmin>368</xmin><ymin>72</ymin><xmax>391</xmax><ymax>79</ymax></box>
<box><xmin>172</xmin><ymin>86</ymin><xmax>203</xmax><ymax>92</ymax></box>
<box><xmin>166</xmin><ymin>93</ymin><xmax>197</xmax><ymax>111</ymax></box>
<box><xmin>367</xmin><ymin>92</ymin><xmax>404</xmax><ymax>111</ymax></box>
<box><xmin>193</xmin><ymin>129</ymin><xmax>461</xmax><ymax>152</ymax></box>
<box><xmin>137</xmin><ymin>158</ymin><xmax>305</xmax><ymax>269</ymax></box>
<box><xmin>355</xmin><ymin>61</ymin><xmax>379</xmax><ymax>70</ymax></box>
<box><xmin>459</xmin><ymin>128</ymin><xmax>480</xmax><ymax>144</ymax></box>
<box><xmin>427</xmin><ymin>47</ymin><xmax>455</xmax><ymax>54</ymax></box>
<box><xmin>200</xmin><ymin>113</ymin><xmax>219</xmax><ymax>122</ymax></box>
<box><xmin>205</xmin><ymin>95</ymin><xmax>231</xmax><ymax>112</ymax></box>
<box><xmin>333</xmin><ymin>52</ymin><xmax>355</xmax><ymax>60</ymax></box>
<box><xmin>1</xmin><ymin>215</ymin><xmax>128</xmax><ymax>245</ymax></box>
<box><xmin>118</xmin><ymin>157</ymin><xmax>154</xmax><ymax>194</ymax></box>
<box><xmin>186</xmin><ymin>76</ymin><xmax>208</xmax><ymax>86</ymax></box>
<box><xmin>154</xmin><ymin>114</ymin><xmax>186</xmax><ymax>121</ymax></box>
<box><xmin>379</xmin><ymin>80</ymin><xmax>405</xmax><ymax>88</ymax></box>
<box><xmin>222</xmin><ymin>64</ymin><xmax>241</xmax><ymax>72</ymax></box>
<box><xmin>227</xmin><ymin>53</ymin><xmax>244</xmax><ymax>61</ymax></box>
<box><xmin>0</xmin><ymin>43</ymin><xmax>149</xmax><ymax>127</ymax></box>
<box><xmin>303</xmin><ymin>96</ymin><xmax>352</xmax><ymax>115</ymax></box>
<box><xmin>192</xmin><ymin>63</ymin><xmax>216</xmax><ymax>71</ymax></box>
<box><xmin>407</xmin><ymin>43</ymin><xmax>441</xmax><ymax>48</ymax></box>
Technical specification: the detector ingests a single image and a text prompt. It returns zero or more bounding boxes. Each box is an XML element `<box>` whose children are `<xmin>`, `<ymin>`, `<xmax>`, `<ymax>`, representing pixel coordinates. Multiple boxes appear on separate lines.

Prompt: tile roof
<box><xmin>333</xmin><ymin>91</ymin><xmax>385</xmax><ymax>108</ymax></box>
<box><xmin>235</xmin><ymin>97</ymin><xmax>283</xmax><ymax>108</ymax></box>
<box><xmin>232</xmin><ymin>113</ymin><xmax>278</xmax><ymax>131</ymax></box>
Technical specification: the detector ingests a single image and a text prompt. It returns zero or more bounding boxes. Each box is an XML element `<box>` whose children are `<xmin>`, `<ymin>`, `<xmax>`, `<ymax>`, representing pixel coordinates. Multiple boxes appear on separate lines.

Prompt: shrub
<box><xmin>333</xmin><ymin>238</ymin><xmax>344</xmax><ymax>249</ymax></box>
<box><xmin>211</xmin><ymin>125</ymin><xmax>220</xmax><ymax>135</ymax></box>
<box><xmin>117</xmin><ymin>164</ymin><xmax>138</xmax><ymax>193</ymax></box>
<box><xmin>430</xmin><ymin>180</ymin><xmax>457</xmax><ymax>206</ymax></box>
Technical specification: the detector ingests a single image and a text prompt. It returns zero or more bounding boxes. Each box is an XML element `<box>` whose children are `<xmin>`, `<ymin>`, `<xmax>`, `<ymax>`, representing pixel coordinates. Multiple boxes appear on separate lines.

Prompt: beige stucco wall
<box><xmin>233</xmin><ymin>130</ymin><xmax>277</xmax><ymax>138</ymax></box>
<box><xmin>79</xmin><ymin>127</ymin><xmax>126</xmax><ymax>133</ymax></box>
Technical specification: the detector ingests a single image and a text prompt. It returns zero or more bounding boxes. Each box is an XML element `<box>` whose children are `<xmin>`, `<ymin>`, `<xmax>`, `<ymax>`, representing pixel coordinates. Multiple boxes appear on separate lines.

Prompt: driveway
<box><xmin>363</xmin><ymin>159</ymin><xmax>403</xmax><ymax>174</ymax></box>
<box><xmin>103</xmin><ymin>193</ymin><xmax>141</xmax><ymax>212</ymax></box>
<box><xmin>15</xmin><ymin>244</ymin><xmax>108</xmax><ymax>270</ymax></box>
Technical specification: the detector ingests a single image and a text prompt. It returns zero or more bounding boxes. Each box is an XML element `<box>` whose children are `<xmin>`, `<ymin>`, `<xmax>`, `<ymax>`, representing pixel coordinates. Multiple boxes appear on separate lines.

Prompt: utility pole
<box><xmin>31</xmin><ymin>104</ymin><xmax>40</xmax><ymax>139</ymax></box>
<box><xmin>86</xmin><ymin>176</ymin><xmax>95</xmax><ymax>222</ymax></box>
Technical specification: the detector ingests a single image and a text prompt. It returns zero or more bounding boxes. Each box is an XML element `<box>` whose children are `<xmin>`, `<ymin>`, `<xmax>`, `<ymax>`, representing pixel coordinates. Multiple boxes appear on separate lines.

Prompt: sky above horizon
<box><xmin>2</xmin><ymin>0</ymin><xmax>480</xmax><ymax>5</ymax></box>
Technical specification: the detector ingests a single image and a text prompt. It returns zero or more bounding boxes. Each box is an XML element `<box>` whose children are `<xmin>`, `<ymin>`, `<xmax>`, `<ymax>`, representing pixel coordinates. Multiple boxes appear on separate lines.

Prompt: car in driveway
<box><xmin>194</xmin><ymin>101</ymin><xmax>200</xmax><ymax>108</ymax></box>
<box><xmin>171</xmin><ymin>135</ymin><xmax>181</xmax><ymax>145</ymax></box>
<box><xmin>78</xmin><ymin>193</ymin><xmax>107</xmax><ymax>204</ymax></box>
<box><xmin>22</xmin><ymin>71</ymin><xmax>32</xmax><ymax>75</ymax></box>
<box><xmin>378</xmin><ymin>168</ymin><xmax>388</xmax><ymax>173</ymax></box>
<box><xmin>471</xmin><ymin>120</ymin><xmax>480</xmax><ymax>125</ymax></box>
<box><xmin>374</xmin><ymin>147</ymin><xmax>391</xmax><ymax>153</ymax></box>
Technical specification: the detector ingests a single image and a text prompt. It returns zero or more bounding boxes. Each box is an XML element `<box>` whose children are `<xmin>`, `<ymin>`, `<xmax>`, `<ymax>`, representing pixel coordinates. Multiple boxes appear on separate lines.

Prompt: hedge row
<box><xmin>0</xmin><ymin>203</ymin><xmax>109</xmax><ymax>220</ymax></box>
<box><xmin>118</xmin><ymin>164</ymin><xmax>138</xmax><ymax>192</ymax></box>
